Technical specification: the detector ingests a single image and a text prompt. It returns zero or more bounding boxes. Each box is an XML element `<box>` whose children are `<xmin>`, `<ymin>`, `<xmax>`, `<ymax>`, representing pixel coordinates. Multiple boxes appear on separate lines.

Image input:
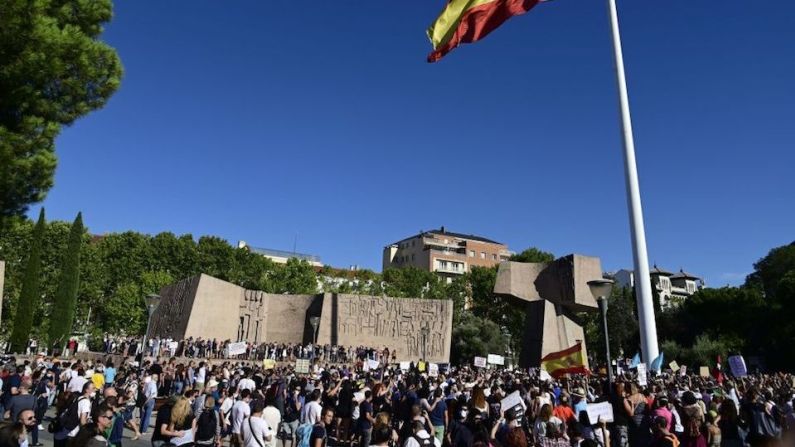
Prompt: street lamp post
<box><xmin>588</xmin><ymin>279</ymin><xmax>615</xmax><ymax>390</ymax></box>
<box><xmin>140</xmin><ymin>294</ymin><xmax>161</xmax><ymax>361</ymax></box>
<box><xmin>419</xmin><ymin>325</ymin><xmax>430</xmax><ymax>361</ymax></box>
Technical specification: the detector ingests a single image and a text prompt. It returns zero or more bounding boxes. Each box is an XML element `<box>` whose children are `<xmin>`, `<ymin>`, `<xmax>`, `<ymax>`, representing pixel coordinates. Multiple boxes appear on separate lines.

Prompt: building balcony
<box><xmin>435</xmin><ymin>266</ymin><xmax>466</xmax><ymax>275</ymax></box>
<box><xmin>423</xmin><ymin>237</ymin><xmax>462</xmax><ymax>250</ymax></box>
<box><xmin>429</xmin><ymin>247</ymin><xmax>466</xmax><ymax>257</ymax></box>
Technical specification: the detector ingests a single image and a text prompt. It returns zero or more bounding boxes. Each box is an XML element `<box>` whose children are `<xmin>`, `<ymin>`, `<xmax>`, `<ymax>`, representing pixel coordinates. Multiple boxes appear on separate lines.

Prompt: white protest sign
<box><xmin>295</xmin><ymin>359</ymin><xmax>310</xmax><ymax>374</ymax></box>
<box><xmin>699</xmin><ymin>366</ymin><xmax>710</xmax><ymax>378</ymax></box>
<box><xmin>669</xmin><ymin>361</ymin><xmax>680</xmax><ymax>373</ymax></box>
<box><xmin>399</xmin><ymin>361</ymin><xmax>410</xmax><ymax>371</ymax></box>
<box><xmin>428</xmin><ymin>363</ymin><xmax>439</xmax><ymax>377</ymax></box>
<box><xmin>636</xmin><ymin>363</ymin><xmax>648</xmax><ymax>386</ymax></box>
<box><xmin>539</xmin><ymin>370</ymin><xmax>552</xmax><ymax>382</ymax></box>
<box><xmin>353</xmin><ymin>392</ymin><xmax>365</xmax><ymax>402</ymax></box>
<box><xmin>226</xmin><ymin>342</ymin><xmax>247</xmax><ymax>356</ymax></box>
<box><xmin>474</xmin><ymin>357</ymin><xmax>487</xmax><ymax>368</ymax></box>
<box><xmin>487</xmin><ymin>354</ymin><xmax>505</xmax><ymax>365</ymax></box>
<box><xmin>680</xmin><ymin>365</ymin><xmax>687</xmax><ymax>377</ymax></box>
<box><xmin>728</xmin><ymin>355</ymin><xmax>747</xmax><ymax>377</ymax></box>
<box><xmin>367</xmin><ymin>359</ymin><xmax>380</xmax><ymax>371</ymax></box>
<box><xmin>500</xmin><ymin>390</ymin><xmax>527</xmax><ymax>413</ymax></box>
<box><xmin>586</xmin><ymin>402</ymin><xmax>614</xmax><ymax>424</ymax></box>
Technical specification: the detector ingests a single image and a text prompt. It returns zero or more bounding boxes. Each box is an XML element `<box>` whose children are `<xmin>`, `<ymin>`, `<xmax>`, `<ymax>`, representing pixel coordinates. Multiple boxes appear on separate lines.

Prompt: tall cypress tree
<box><xmin>49</xmin><ymin>212</ymin><xmax>83</xmax><ymax>351</ymax></box>
<box><xmin>9</xmin><ymin>208</ymin><xmax>46</xmax><ymax>353</ymax></box>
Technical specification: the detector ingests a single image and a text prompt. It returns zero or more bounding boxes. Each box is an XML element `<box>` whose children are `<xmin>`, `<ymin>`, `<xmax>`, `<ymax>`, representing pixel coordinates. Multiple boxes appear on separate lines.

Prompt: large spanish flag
<box><xmin>426</xmin><ymin>0</ymin><xmax>543</xmax><ymax>63</ymax></box>
<box><xmin>540</xmin><ymin>342</ymin><xmax>590</xmax><ymax>378</ymax></box>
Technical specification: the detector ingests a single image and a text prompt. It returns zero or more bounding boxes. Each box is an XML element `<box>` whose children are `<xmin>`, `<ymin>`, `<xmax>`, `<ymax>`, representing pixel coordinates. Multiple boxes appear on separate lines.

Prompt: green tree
<box><xmin>450</xmin><ymin>312</ymin><xmax>508</xmax><ymax>365</ymax></box>
<box><xmin>9</xmin><ymin>209</ymin><xmax>46</xmax><ymax>352</ymax></box>
<box><xmin>583</xmin><ymin>285</ymin><xmax>639</xmax><ymax>361</ymax></box>
<box><xmin>0</xmin><ymin>0</ymin><xmax>123</xmax><ymax>220</ymax></box>
<box><xmin>48</xmin><ymin>213</ymin><xmax>83</xmax><ymax>349</ymax></box>
<box><xmin>381</xmin><ymin>267</ymin><xmax>440</xmax><ymax>298</ymax></box>
<box><xmin>509</xmin><ymin>247</ymin><xmax>555</xmax><ymax>263</ymax></box>
<box><xmin>268</xmin><ymin>258</ymin><xmax>318</xmax><ymax>294</ymax></box>
<box><xmin>745</xmin><ymin>242</ymin><xmax>795</xmax><ymax>299</ymax></box>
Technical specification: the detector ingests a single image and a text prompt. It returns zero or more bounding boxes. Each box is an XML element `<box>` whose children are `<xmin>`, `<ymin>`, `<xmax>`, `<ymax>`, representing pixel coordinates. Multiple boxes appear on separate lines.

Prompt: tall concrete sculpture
<box><xmin>493</xmin><ymin>254</ymin><xmax>603</xmax><ymax>368</ymax></box>
<box><xmin>149</xmin><ymin>274</ymin><xmax>454</xmax><ymax>363</ymax></box>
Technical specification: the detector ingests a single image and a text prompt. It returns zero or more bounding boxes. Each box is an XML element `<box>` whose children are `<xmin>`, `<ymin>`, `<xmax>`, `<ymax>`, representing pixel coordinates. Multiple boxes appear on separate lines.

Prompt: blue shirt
<box><xmin>105</xmin><ymin>367</ymin><xmax>117</xmax><ymax>384</ymax></box>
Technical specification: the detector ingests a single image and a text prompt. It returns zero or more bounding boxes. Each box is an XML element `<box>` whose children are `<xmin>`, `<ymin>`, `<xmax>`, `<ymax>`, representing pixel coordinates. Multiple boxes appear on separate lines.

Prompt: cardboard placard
<box><xmin>295</xmin><ymin>359</ymin><xmax>310</xmax><ymax>374</ymax></box>
<box><xmin>474</xmin><ymin>357</ymin><xmax>487</xmax><ymax>368</ymax></box>
<box><xmin>728</xmin><ymin>355</ymin><xmax>747</xmax><ymax>377</ymax></box>
<box><xmin>500</xmin><ymin>390</ymin><xmax>527</xmax><ymax>413</ymax></box>
<box><xmin>399</xmin><ymin>361</ymin><xmax>410</xmax><ymax>371</ymax></box>
<box><xmin>262</xmin><ymin>359</ymin><xmax>276</xmax><ymax>370</ymax></box>
<box><xmin>669</xmin><ymin>361</ymin><xmax>680</xmax><ymax>373</ymax></box>
<box><xmin>680</xmin><ymin>365</ymin><xmax>687</xmax><ymax>376</ymax></box>
<box><xmin>636</xmin><ymin>363</ymin><xmax>648</xmax><ymax>386</ymax></box>
<box><xmin>699</xmin><ymin>366</ymin><xmax>710</xmax><ymax>378</ymax></box>
<box><xmin>428</xmin><ymin>363</ymin><xmax>439</xmax><ymax>377</ymax></box>
<box><xmin>367</xmin><ymin>359</ymin><xmax>380</xmax><ymax>371</ymax></box>
<box><xmin>586</xmin><ymin>402</ymin><xmax>614</xmax><ymax>424</ymax></box>
<box><xmin>487</xmin><ymin>354</ymin><xmax>505</xmax><ymax>365</ymax></box>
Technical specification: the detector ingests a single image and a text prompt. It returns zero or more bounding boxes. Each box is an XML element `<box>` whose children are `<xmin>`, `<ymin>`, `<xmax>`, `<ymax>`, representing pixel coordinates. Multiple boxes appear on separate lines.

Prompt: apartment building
<box><xmin>613</xmin><ymin>265</ymin><xmax>704</xmax><ymax>308</ymax></box>
<box><xmin>382</xmin><ymin>227</ymin><xmax>512</xmax><ymax>281</ymax></box>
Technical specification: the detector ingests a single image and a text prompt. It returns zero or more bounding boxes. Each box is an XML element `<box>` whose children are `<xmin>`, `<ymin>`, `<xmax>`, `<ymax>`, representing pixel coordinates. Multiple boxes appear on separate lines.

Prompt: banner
<box><xmin>474</xmin><ymin>357</ymin><xmax>487</xmax><ymax>368</ymax></box>
<box><xmin>487</xmin><ymin>354</ymin><xmax>505</xmax><ymax>365</ymax></box>
<box><xmin>262</xmin><ymin>359</ymin><xmax>276</xmax><ymax>370</ymax></box>
<box><xmin>428</xmin><ymin>363</ymin><xmax>439</xmax><ymax>377</ymax></box>
<box><xmin>728</xmin><ymin>355</ymin><xmax>747</xmax><ymax>377</ymax></box>
<box><xmin>586</xmin><ymin>402</ymin><xmax>614</xmax><ymax>424</ymax></box>
<box><xmin>226</xmin><ymin>342</ymin><xmax>247</xmax><ymax>356</ymax></box>
<box><xmin>636</xmin><ymin>363</ymin><xmax>648</xmax><ymax>386</ymax></box>
<box><xmin>295</xmin><ymin>359</ymin><xmax>310</xmax><ymax>374</ymax></box>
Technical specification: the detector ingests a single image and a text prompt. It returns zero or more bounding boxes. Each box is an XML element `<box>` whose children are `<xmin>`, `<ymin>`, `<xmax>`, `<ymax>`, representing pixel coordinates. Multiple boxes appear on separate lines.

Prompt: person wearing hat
<box><xmin>571</xmin><ymin>388</ymin><xmax>588</xmax><ymax>419</ymax></box>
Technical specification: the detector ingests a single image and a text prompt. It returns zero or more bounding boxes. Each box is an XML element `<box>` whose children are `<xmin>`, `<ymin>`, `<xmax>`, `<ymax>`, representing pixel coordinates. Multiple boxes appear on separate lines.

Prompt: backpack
<box><xmin>196</xmin><ymin>409</ymin><xmax>218</xmax><ymax>442</ymax></box>
<box><xmin>413</xmin><ymin>434</ymin><xmax>434</xmax><ymax>447</ymax></box>
<box><xmin>60</xmin><ymin>396</ymin><xmax>88</xmax><ymax>432</ymax></box>
<box><xmin>296</xmin><ymin>422</ymin><xmax>314</xmax><ymax>447</ymax></box>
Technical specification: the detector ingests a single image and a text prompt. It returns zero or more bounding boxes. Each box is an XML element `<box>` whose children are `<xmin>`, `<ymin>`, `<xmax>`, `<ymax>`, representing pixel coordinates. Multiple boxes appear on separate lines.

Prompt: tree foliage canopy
<box><xmin>0</xmin><ymin>0</ymin><xmax>122</xmax><ymax>220</ymax></box>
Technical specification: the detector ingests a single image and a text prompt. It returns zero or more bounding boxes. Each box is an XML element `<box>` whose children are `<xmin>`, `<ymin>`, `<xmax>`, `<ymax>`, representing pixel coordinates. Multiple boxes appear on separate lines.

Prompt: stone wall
<box><xmin>151</xmin><ymin>275</ymin><xmax>453</xmax><ymax>363</ymax></box>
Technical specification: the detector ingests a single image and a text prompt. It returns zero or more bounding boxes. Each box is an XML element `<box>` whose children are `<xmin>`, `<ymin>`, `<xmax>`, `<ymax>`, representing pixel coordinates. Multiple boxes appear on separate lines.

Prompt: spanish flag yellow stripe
<box><xmin>427</xmin><ymin>0</ymin><xmax>498</xmax><ymax>50</ymax></box>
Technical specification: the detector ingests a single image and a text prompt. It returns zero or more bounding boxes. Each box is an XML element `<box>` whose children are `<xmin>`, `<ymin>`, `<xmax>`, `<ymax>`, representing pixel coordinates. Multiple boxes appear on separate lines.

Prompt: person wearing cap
<box><xmin>571</xmin><ymin>388</ymin><xmax>588</xmax><ymax>419</ymax></box>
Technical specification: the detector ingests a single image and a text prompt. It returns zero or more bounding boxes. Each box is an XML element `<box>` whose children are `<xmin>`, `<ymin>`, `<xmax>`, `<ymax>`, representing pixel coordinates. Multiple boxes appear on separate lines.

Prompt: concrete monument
<box><xmin>493</xmin><ymin>254</ymin><xmax>603</xmax><ymax>368</ymax></box>
<box><xmin>150</xmin><ymin>274</ymin><xmax>454</xmax><ymax>363</ymax></box>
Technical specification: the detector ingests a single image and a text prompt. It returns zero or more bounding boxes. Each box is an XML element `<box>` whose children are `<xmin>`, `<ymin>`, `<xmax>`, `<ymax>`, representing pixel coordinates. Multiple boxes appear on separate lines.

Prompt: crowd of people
<box><xmin>98</xmin><ymin>337</ymin><xmax>395</xmax><ymax>365</ymax></box>
<box><xmin>1</xmin><ymin>352</ymin><xmax>794</xmax><ymax>447</ymax></box>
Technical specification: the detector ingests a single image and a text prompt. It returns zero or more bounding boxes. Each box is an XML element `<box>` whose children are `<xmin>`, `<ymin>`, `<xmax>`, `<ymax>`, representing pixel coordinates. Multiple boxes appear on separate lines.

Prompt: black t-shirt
<box><xmin>152</xmin><ymin>405</ymin><xmax>172</xmax><ymax>442</ymax></box>
<box><xmin>610</xmin><ymin>395</ymin><xmax>630</xmax><ymax>426</ymax></box>
<box><xmin>149</xmin><ymin>364</ymin><xmax>163</xmax><ymax>376</ymax></box>
<box><xmin>310</xmin><ymin>423</ymin><xmax>327</xmax><ymax>447</ymax></box>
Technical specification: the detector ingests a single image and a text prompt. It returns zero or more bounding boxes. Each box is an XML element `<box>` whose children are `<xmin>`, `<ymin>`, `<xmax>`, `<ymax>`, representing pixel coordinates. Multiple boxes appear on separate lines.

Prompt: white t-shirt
<box><xmin>69</xmin><ymin>376</ymin><xmax>88</xmax><ymax>393</ymax></box>
<box><xmin>231</xmin><ymin>400</ymin><xmax>252</xmax><ymax>434</ymax></box>
<box><xmin>238</xmin><ymin>378</ymin><xmax>256</xmax><ymax>392</ymax></box>
<box><xmin>220</xmin><ymin>397</ymin><xmax>234</xmax><ymax>425</ymax></box>
<box><xmin>262</xmin><ymin>407</ymin><xmax>282</xmax><ymax>447</ymax></box>
<box><xmin>196</xmin><ymin>367</ymin><xmax>207</xmax><ymax>384</ymax></box>
<box><xmin>242</xmin><ymin>416</ymin><xmax>273</xmax><ymax>447</ymax></box>
<box><xmin>300</xmin><ymin>400</ymin><xmax>322</xmax><ymax>425</ymax></box>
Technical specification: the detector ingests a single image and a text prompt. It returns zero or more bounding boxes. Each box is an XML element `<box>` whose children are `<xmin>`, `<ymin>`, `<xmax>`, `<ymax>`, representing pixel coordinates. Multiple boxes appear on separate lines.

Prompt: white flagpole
<box><xmin>606</xmin><ymin>0</ymin><xmax>659</xmax><ymax>363</ymax></box>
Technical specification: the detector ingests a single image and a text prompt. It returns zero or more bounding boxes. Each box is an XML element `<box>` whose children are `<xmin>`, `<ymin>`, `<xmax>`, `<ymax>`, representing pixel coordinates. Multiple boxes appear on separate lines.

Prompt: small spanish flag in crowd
<box><xmin>540</xmin><ymin>342</ymin><xmax>590</xmax><ymax>378</ymax></box>
<box><xmin>426</xmin><ymin>0</ymin><xmax>544</xmax><ymax>62</ymax></box>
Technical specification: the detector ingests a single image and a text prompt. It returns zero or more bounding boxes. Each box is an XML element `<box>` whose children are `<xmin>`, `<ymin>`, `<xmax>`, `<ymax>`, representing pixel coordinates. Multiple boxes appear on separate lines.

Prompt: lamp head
<box><xmin>145</xmin><ymin>294</ymin><xmax>161</xmax><ymax>310</ymax></box>
<box><xmin>587</xmin><ymin>279</ymin><xmax>614</xmax><ymax>301</ymax></box>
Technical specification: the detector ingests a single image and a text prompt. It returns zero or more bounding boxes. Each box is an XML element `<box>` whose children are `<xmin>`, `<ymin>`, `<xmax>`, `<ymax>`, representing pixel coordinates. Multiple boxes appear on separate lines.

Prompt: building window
<box><xmin>411</xmin><ymin>254</ymin><xmax>415</xmax><ymax>261</ymax></box>
<box><xmin>412</xmin><ymin>240</ymin><xmax>415</xmax><ymax>247</ymax></box>
<box><xmin>492</xmin><ymin>254</ymin><xmax>497</xmax><ymax>260</ymax></box>
<box><xmin>469</xmin><ymin>250</ymin><xmax>475</xmax><ymax>257</ymax></box>
<box><xmin>480</xmin><ymin>252</ymin><xmax>486</xmax><ymax>259</ymax></box>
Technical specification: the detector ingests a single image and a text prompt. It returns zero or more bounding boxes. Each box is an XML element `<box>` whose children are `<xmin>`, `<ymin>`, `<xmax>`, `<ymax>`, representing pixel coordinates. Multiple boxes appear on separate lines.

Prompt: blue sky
<box><xmin>37</xmin><ymin>1</ymin><xmax>795</xmax><ymax>286</ymax></box>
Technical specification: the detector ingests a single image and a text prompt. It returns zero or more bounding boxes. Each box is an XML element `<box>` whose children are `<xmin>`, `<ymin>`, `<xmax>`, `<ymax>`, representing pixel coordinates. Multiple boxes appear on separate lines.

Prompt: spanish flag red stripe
<box><xmin>541</xmin><ymin>342</ymin><xmax>584</xmax><ymax>360</ymax></box>
<box><xmin>540</xmin><ymin>342</ymin><xmax>590</xmax><ymax>378</ymax></box>
<box><xmin>426</xmin><ymin>0</ymin><xmax>542</xmax><ymax>63</ymax></box>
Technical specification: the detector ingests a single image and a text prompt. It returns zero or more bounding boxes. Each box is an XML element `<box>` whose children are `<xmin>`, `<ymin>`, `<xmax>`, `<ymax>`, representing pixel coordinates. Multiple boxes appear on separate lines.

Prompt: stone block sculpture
<box><xmin>493</xmin><ymin>254</ymin><xmax>603</xmax><ymax>368</ymax></box>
